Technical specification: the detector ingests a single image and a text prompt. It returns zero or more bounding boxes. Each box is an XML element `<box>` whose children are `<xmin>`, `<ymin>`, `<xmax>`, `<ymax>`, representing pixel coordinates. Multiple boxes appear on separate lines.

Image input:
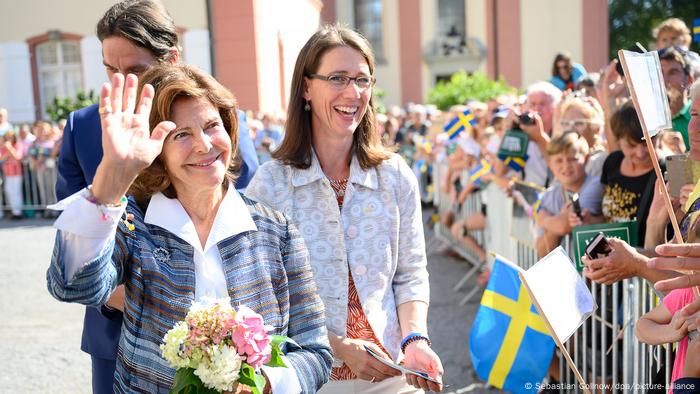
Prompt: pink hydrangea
<box><xmin>230</xmin><ymin>306</ymin><xmax>273</xmax><ymax>370</ymax></box>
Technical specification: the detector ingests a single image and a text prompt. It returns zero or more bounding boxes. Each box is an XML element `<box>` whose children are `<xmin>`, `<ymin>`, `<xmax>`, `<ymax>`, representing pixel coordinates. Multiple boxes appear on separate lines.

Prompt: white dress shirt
<box><xmin>51</xmin><ymin>185</ymin><xmax>301</xmax><ymax>394</ymax></box>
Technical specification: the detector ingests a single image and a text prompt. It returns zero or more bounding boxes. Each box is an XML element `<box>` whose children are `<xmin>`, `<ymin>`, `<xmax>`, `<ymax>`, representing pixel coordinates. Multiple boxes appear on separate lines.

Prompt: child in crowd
<box><xmin>636</xmin><ymin>287</ymin><xmax>696</xmax><ymax>394</ymax></box>
<box><xmin>534</xmin><ymin>131</ymin><xmax>604</xmax><ymax>257</ymax></box>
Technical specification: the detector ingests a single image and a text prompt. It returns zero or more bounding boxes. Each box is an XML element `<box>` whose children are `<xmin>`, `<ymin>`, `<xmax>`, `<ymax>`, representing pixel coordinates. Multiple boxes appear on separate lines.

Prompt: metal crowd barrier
<box><xmin>0</xmin><ymin>159</ymin><xmax>58</xmax><ymax>214</ymax></box>
<box><xmin>427</xmin><ymin>157</ymin><xmax>673</xmax><ymax>393</ymax></box>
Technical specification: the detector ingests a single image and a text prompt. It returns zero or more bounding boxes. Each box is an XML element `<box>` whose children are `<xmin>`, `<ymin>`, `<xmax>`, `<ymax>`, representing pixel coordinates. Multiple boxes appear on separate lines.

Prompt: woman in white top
<box><xmin>246</xmin><ymin>25</ymin><xmax>443</xmax><ymax>393</ymax></box>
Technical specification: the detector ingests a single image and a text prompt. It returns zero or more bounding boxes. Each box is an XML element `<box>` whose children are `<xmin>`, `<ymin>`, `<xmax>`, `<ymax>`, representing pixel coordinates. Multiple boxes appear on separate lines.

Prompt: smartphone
<box><xmin>585</xmin><ymin>232</ymin><xmax>612</xmax><ymax>260</ymax></box>
<box><xmin>666</xmin><ymin>154</ymin><xmax>696</xmax><ymax>198</ymax></box>
<box><xmin>571</xmin><ymin>193</ymin><xmax>582</xmax><ymax>218</ymax></box>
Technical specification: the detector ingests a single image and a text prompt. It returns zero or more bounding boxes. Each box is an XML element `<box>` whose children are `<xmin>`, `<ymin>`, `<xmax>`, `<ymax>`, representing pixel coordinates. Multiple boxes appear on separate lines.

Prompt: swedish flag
<box><xmin>498</xmin><ymin>153</ymin><xmax>528</xmax><ymax>172</ymax></box>
<box><xmin>469</xmin><ymin>256</ymin><xmax>554</xmax><ymax>393</ymax></box>
<box><xmin>531</xmin><ymin>192</ymin><xmax>543</xmax><ymax>221</ymax></box>
<box><xmin>469</xmin><ymin>159</ymin><xmax>493</xmax><ymax>186</ymax></box>
<box><xmin>694</xmin><ymin>18</ymin><xmax>700</xmax><ymax>42</ymax></box>
<box><xmin>443</xmin><ymin>110</ymin><xmax>477</xmax><ymax>140</ymax></box>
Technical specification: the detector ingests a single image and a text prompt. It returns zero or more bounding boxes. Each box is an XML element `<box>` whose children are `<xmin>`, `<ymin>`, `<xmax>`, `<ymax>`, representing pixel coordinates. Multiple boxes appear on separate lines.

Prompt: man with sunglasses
<box><xmin>659</xmin><ymin>46</ymin><xmax>695</xmax><ymax>150</ymax></box>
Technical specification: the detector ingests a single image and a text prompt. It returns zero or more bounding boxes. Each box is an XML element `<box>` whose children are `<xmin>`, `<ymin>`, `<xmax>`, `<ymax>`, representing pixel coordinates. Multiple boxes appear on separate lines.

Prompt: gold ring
<box><xmin>99</xmin><ymin>106</ymin><xmax>112</xmax><ymax>115</ymax></box>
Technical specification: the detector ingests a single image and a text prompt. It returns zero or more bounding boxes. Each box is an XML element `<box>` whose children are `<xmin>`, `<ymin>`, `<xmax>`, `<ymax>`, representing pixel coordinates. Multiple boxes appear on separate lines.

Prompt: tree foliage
<box><xmin>46</xmin><ymin>90</ymin><xmax>98</xmax><ymax>122</ymax></box>
<box><xmin>609</xmin><ymin>0</ymin><xmax>700</xmax><ymax>60</ymax></box>
<box><xmin>426</xmin><ymin>71</ymin><xmax>517</xmax><ymax>111</ymax></box>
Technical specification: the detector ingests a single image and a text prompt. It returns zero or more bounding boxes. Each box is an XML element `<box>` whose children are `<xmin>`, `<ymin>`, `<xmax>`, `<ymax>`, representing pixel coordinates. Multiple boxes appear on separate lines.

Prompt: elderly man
<box><xmin>497</xmin><ymin>81</ymin><xmax>561</xmax><ymax>187</ymax></box>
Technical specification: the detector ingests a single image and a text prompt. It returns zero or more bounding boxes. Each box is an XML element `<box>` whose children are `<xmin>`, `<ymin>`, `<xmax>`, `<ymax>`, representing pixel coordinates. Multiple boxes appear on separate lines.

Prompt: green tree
<box><xmin>46</xmin><ymin>90</ymin><xmax>98</xmax><ymax>122</ymax></box>
<box><xmin>426</xmin><ymin>71</ymin><xmax>517</xmax><ymax>111</ymax></box>
<box><xmin>609</xmin><ymin>0</ymin><xmax>700</xmax><ymax>60</ymax></box>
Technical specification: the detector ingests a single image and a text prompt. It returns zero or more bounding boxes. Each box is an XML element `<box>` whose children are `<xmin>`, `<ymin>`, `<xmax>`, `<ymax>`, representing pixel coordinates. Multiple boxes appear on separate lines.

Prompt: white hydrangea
<box><xmin>194</xmin><ymin>345</ymin><xmax>243</xmax><ymax>392</ymax></box>
<box><xmin>160</xmin><ymin>321</ymin><xmax>191</xmax><ymax>369</ymax></box>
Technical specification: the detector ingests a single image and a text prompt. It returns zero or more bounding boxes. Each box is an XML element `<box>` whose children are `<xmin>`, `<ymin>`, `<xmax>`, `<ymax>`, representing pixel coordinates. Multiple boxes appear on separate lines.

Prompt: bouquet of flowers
<box><xmin>161</xmin><ymin>297</ymin><xmax>290</xmax><ymax>394</ymax></box>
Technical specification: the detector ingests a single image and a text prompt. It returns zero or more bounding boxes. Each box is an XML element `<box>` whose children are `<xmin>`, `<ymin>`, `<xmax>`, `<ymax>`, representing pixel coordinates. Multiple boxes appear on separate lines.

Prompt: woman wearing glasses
<box><xmin>246</xmin><ymin>25</ymin><xmax>443</xmax><ymax>393</ymax></box>
<box><xmin>554</xmin><ymin>95</ymin><xmax>608</xmax><ymax>178</ymax></box>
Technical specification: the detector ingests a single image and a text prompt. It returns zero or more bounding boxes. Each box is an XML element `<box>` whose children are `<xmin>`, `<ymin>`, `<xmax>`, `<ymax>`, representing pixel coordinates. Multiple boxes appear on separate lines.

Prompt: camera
<box><xmin>517</xmin><ymin>112</ymin><xmax>535</xmax><ymax>127</ymax></box>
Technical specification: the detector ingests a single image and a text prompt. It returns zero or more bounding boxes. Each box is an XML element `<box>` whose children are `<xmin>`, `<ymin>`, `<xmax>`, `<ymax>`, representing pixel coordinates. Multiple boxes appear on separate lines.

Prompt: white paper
<box><xmin>620</xmin><ymin>50</ymin><xmax>672</xmax><ymax>136</ymax></box>
<box><xmin>521</xmin><ymin>246</ymin><xmax>596</xmax><ymax>343</ymax></box>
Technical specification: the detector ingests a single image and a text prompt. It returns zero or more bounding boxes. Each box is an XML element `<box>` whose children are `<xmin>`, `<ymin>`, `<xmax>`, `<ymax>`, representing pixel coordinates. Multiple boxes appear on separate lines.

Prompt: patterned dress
<box><xmin>328</xmin><ymin>177</ymin><xmax>391</xmax><ymax>380</ymax></box>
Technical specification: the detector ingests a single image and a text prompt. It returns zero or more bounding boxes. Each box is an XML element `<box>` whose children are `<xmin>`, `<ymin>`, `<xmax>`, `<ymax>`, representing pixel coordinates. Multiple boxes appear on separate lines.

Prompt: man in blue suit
<box><xmin>55</xmin><ymin>1</ymin><xmax>258</xmax><ymax>392</ymax></box>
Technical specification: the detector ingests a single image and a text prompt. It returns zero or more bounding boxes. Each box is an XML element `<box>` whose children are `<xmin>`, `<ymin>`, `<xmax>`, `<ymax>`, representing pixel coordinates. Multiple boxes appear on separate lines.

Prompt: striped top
<box><xmin>47</xmin><ymin>195</ymin><xmax>332</xmax><ymax>393</ymax></box>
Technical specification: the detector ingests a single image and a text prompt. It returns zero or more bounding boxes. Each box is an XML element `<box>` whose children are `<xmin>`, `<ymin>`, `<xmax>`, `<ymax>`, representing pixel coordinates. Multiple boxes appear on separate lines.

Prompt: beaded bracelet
<box><xmin>84</xmin><ymin>187</ymin><xmax>135</xmax><ymax>231</ymax></box>
<box><xmin>401</xmin><ymin>332</ymin><xmax>432</xmax><ymax>353</ymax></box>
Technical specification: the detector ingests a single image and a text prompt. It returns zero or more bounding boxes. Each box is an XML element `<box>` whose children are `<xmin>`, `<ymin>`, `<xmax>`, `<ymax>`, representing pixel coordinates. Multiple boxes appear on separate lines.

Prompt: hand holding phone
<box><xmin>571</xmin><ymin>193</ymin><xmax>583</xmax><ymax>219</ymax></box>
<box><xmin>585</xmin><ymin>232</ymin><xmax>612</xmax><ymax>260</ymax></box>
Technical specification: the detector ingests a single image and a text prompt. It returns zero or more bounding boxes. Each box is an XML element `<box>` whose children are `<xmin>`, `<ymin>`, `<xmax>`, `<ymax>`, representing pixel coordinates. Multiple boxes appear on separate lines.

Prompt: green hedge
<box><xmin>427</xmin><ymin>71</ymin><xmax>517</xmax><ymax>110</ymax></box>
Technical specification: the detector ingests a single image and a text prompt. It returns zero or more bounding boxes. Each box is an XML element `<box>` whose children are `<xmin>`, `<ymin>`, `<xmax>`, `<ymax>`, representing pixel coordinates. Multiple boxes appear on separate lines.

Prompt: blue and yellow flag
<box><xmin>694</xmin><ymin>18</ymin><xmax>700</xmax><ymax>42</ymax></box>
<box><xmin>498</xmin><ymin>153</ymin><xmax>528</xmax><ymax>173</ymax></box>
<box><xmin>469</xmin><ymin>159</ymin><xmax>493</xmax><ymax>186</ymax></box>
<box><xmin>469</xmin><ymin>256</ymin><xmax>555</xmax><ymax>393</ymax></box>
<box><xmin>416</xmin><ymin>159</ymin><xmax>429</xmax><ymax>174</ymax></box>
<box><xmin>443</xmin><ymin>110</ymin><xmax>477</xmax><ymax>140</ymax></box>
<box><xmin>531</xmin><ymin>192</ymin><xmax>543</xmax><ymax>221</ymax></box>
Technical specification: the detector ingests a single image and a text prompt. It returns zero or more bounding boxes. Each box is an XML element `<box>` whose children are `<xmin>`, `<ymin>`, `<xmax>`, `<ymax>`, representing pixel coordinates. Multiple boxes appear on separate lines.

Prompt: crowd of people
<box><xmin>396</xmin><ymin>16</ymin><xmax>700</xmax><ymax>393</ymax></box>
<box><xmin>1</xmin><ymin>0</ymin><xmax>699</xmax><ymax>391</ymax></box>
<box><xmin>0</xmin><ymin>109</ymin><xmax>63</xmax><ymax>220</ymax></box>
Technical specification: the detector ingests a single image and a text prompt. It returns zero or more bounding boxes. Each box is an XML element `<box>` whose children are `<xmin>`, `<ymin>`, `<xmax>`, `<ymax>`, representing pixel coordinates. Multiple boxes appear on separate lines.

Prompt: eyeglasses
<box><xmin>560</xmin><ymin>119</ymin><xmax>598</xmax><ymax>129</ymax></box>
<box><xmin>307</xmin><ymin>73</ymin><xmax>375</xmax><ymax>90</ymax></box>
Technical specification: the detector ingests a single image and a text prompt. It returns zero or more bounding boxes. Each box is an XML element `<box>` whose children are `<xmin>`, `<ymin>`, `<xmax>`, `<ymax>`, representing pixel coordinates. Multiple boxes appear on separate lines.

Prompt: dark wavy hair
<box><xmin>272</xmin><ymin>24</ymin><xmax>390</xmax><ymax>170</ymax></box>
<box><xmin>129</xmin><ymin>64</ymin><xmax>239</xmax><ymax>204</ymax></box>
<box><xmin>96</xmin><ymin>0</ymin><xmax>180</xmax><ymax>61</ymax></box>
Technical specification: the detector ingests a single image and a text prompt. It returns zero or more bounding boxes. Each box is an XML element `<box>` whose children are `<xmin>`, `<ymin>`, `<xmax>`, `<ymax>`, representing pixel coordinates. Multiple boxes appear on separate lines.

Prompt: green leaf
<box><xmin>266</xmin><ymin>344</ymin><xmax>287</xmax><ymax>368</ymax></box>
<box><xmin>237</xmin><ymin>363</ymin><xmax>258</xmax><ymax>390</ymax></box>
<box><xmin>170</xmin><ymin>368</ymin><xmax>199</xmax><ymax>394</ymax></box>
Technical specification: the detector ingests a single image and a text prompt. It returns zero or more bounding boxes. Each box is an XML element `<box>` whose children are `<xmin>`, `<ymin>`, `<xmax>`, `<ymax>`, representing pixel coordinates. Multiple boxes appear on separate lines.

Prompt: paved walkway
<box><xmin>0</xmin><ymin>213</ymin><xmax>501</xmax><ymax>393</ymax></box>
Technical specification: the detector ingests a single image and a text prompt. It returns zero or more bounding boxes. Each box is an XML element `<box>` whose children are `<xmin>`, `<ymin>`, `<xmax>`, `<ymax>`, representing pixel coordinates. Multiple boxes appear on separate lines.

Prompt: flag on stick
<box><xmin>443</xmin><ymin>110</ymin><xmax>477</xmax><ymax>140</ymax></box>
<box><xmin>469</xmin><ymin>255</ymin><xmax>555</xmax><ymax>393</ymax></box>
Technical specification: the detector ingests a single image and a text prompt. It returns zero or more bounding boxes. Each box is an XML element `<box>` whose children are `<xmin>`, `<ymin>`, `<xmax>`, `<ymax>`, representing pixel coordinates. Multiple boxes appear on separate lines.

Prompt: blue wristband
<box><xmin>401</xmin><ymin>332</ymin><xmax>431</xmax><ymax>353</ymax></box>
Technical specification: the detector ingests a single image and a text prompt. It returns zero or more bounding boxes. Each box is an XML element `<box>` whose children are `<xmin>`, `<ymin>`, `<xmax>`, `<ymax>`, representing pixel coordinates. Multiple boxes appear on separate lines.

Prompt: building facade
<box><xmin>0</xmin><ymin>0</ymin><xmax>607</xmax><ymax>123</ymax></box>
<box><xmin>325</xmin><ymin>0</ymin><xmax>608</xmax><ymax>107</ymax></box>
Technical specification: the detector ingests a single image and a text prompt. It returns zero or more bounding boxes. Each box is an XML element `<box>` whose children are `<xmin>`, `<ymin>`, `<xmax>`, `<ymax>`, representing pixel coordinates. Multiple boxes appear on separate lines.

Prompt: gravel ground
<box><xmin>0</xmin><ymin>212</ymin><xmax>502</xmax><ymax>393</ymax></box>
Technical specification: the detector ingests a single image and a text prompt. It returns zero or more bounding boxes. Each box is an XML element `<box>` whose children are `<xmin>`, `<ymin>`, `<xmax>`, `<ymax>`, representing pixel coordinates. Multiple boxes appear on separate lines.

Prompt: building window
<box><xmin>437</xmin><ymin>0</ymin><xmax>466</xmax><ymax>56</ymax></box>
<box><xmin>354</xmin><ymin>0</ymin><xmax>384</xmax><ymax>61</ymax></box>
<box><xmin>36</xmin><ymin>41</ymin><xmax>82</xmax><ymax>117</ymax></box>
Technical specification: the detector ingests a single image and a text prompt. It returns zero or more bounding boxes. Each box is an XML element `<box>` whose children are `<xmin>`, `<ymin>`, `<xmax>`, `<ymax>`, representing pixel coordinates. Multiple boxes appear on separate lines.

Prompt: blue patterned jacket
<box><xmin>47</xmin><ymin>195</ymin><xmax>332</xmax><ymax>393</ymax></box>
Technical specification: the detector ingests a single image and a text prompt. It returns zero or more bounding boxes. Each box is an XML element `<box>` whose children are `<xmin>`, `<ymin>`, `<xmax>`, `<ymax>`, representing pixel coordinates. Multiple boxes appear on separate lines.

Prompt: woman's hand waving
<box><xmin>92</xmin><ymin>73</ymin><xmax>175</xmax><ymax>204</ymax></box>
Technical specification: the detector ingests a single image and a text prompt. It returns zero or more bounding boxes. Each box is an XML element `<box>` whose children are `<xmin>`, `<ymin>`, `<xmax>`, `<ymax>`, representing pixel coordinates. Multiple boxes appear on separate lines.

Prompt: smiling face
<box><xmin>161</xmin><ymin>96</ymin><xmax>232</xmax><ymax>195</ymax></box>
<box><xmin>303</xmin><ymin>46</ymin><xmax>372</xmax><ymax>142</ymax></box>
<box><xmin>619</xmin><ymin>137</ymin><xmax>652</xmax><ymax>167</ymax></box>
<box><xmin>548</xmin><ymin>149</ymin><xmax>586</xmax><ymax>189</ymax></box>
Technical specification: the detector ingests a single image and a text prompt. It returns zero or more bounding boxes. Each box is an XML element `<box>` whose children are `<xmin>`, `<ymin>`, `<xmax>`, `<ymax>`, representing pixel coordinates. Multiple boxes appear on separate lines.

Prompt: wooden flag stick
<box><xmin>617</xmin><ymin>49</ymin><xmax>683</xmax><ymax>244</ymax></box>
<box><xmin>518</xmin><ymin>272</ymin><xmax>591</xmax><ymax>394</ymax></box>
<box><xmin>618</xmin><ymin>50</ymin><xmax>700</xmax><ymax>299</ymax></box>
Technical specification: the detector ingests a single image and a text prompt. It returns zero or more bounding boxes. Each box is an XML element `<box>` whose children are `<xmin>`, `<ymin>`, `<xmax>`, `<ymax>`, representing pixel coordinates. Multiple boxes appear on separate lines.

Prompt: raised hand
<box><xmin>99</xmin><ymin>73</ymin><xmax>174</xmax><ymax>176</ymax></box>
<box><xmin>91</xmin><ymin>73</ymin><xmax>176</xmax><ymax>204</ymax></box>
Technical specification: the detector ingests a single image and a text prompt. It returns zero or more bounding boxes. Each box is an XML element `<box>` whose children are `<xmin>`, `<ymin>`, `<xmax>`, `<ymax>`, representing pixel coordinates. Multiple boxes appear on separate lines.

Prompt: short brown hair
<box><xmin>609</xmin><ymin>101</ymin><xmax>644</xmax><ymax>143</ymax></box>
<box><xmin>272</xmin><ymin>24</ymin><xmax>390</xmax><ymax>170</ymax></box>
<box><xmin>96</xmin><ymin>0</ymin><xmax>180</xmax><ymax>61</ymax></box>
<box><xmin>129</xmin><ymin>64</ymin><xmax>238</xmax><ymax>204</ymax></box>
<box><xmin>546</xmin><ymin>131</ymin><xmax>589</xmax><ymax>157</ymax></box>
<box><xmin>653</xmin><ymin>18</ymin><xmax>692</xmax><ymax>47</ymax></box>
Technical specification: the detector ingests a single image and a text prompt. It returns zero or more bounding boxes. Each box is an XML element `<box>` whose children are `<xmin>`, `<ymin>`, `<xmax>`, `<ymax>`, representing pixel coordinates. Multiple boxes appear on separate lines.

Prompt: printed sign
<box><xmin>571</xmin><ymin>221</ymin><xmax>638</xmax><ymax>272</ymax></box>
